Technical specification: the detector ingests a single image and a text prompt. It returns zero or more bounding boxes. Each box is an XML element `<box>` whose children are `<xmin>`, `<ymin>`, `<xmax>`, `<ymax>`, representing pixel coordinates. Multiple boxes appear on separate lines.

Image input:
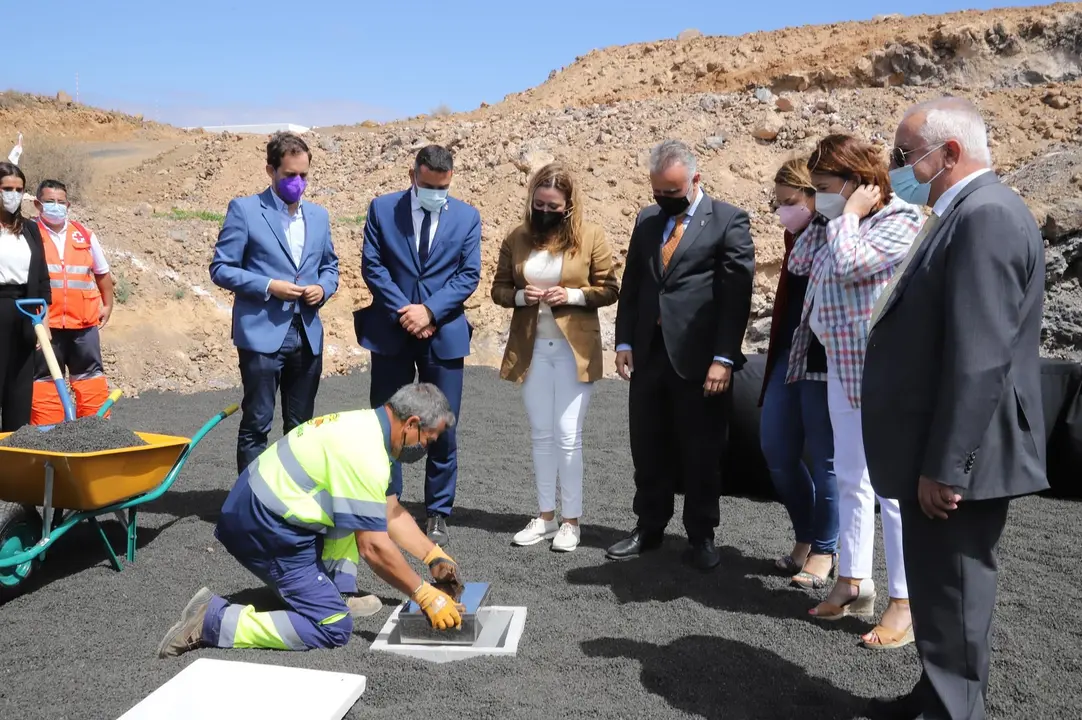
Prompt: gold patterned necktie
<box><xmin>661</xmin><ymin>213</ymin><xmax>687</xmax><ymax>270</ymax></box>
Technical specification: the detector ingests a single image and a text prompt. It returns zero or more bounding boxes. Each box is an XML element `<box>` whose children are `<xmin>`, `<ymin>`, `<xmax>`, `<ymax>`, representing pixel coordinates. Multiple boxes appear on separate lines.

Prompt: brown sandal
<box><xmin>861</xmin><ymin>599</ymin><xmax>914</xmax><ymax>650</ymax></box>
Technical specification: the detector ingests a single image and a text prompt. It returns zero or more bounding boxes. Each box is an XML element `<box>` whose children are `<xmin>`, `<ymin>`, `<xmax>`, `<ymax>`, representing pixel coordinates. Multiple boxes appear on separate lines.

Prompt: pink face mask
<box><xmin>776</xmin><ymin>204</ymin><xmax>812</xmax><ymax>234</ymax></box>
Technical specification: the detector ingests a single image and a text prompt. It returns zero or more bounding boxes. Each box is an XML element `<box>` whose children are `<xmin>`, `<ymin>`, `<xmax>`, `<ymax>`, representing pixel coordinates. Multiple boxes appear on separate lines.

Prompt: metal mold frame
<box><xmin>369</xmin><ymin>604</ymin><xmax>528</xmax><ymax>664</ymax></box>
<box><xmin>397</xmin><ymin>582</ymin><xmax>492</xmax><ymax>645</ymax></box>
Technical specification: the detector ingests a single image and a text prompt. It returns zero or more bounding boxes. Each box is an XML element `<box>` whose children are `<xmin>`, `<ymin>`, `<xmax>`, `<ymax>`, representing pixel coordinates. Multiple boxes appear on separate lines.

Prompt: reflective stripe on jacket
<box><xmin>246</xmin><ymin>409</ymin><xmax>392</xmax><ymax>534</ymax></box>
<box><xmin>38</xmin><ymin>219</ymin><xmax>101</xmax><ymax>330</ymax></box>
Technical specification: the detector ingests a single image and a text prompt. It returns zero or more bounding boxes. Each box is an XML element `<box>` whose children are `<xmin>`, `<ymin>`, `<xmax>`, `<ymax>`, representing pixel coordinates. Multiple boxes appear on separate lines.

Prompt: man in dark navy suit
<box><xmin>355</xmin><ymin>145</ymin><xmax>482</xmax><ymax>546</ymax></box>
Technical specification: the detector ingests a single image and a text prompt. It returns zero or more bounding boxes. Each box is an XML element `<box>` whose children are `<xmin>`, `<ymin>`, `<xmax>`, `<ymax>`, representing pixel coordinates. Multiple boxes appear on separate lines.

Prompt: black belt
<box><xmin>0</xmin><ymin>283</ymin><xmax>29</xmax><ymax>299</ymax></box>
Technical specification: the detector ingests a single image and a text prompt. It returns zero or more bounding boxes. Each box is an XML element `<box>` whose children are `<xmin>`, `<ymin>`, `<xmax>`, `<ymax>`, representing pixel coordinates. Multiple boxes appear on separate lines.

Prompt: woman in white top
<box><xmin>0</xmin><ymin>161</ymin><xmax>52</xmax><ymax>430</ymax></box>
<box><xmin>491</xmin><ymin>162</ymin><xmax>620</xmax><ymax>552</ymax></box>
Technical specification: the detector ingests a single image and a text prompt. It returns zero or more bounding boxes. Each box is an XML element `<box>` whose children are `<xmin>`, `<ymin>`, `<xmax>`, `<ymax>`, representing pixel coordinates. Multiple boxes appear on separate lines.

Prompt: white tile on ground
<box><xmin>116</xmin><ymin>658</ymin><xmax>366</xmax><ymax>720</ymax></box>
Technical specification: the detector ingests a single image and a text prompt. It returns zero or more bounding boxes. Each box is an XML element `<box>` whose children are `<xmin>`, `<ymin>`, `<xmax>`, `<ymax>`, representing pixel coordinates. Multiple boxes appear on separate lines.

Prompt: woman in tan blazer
<box><xmin>491</xmin><ymin>162</ymin><xmax>619</xmax><ymax>552</ymax></box>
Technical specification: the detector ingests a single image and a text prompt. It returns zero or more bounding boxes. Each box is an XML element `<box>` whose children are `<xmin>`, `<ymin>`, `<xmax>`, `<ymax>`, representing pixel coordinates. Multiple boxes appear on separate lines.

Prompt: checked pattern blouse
<box><xmin>785</xmin><ymin>195</ymin><xmax>924</xmax><ymax>409</ymax></box>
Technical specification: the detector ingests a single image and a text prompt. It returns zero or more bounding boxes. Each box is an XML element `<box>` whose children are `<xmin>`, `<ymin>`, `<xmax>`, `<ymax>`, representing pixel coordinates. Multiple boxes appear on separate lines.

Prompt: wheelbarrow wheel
<box><xmin>0</xmin><ymin>502</ymin><xmax>43</xmax><ymax>603</ymax></box>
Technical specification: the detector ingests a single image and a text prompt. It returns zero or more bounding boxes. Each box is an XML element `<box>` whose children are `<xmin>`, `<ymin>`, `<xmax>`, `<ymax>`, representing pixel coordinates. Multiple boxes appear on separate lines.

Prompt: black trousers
<box><xmin>236</xmin><ymin>315</ymin><xmax>322</xmax><ymax>474</ymax></box>
<box><xmin>629</xmin><ymin>328</ymin><xmax>732</xmax><ymax>543</ymax></box>
<box><xmin>901</xmin><ymin>497</ymin><xmax>1011</xmax><ymax>720</ymax></box>
<box><xmin>0</xmin><ymin>292</ymin><xmax>36</xmax><ymax>432</ymax></box>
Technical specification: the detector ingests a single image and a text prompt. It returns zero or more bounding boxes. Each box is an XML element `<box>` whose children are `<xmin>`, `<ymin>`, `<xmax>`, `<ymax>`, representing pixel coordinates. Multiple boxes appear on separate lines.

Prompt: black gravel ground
<box><xmin>0</xmin><ymin>415</ymin><xmax>147</xmax><ymax>452</ymax></box>
<box><xmin>0</xmin><ymin>367</ymin><xmax>1078</xmax><ymax>720</ymax></box>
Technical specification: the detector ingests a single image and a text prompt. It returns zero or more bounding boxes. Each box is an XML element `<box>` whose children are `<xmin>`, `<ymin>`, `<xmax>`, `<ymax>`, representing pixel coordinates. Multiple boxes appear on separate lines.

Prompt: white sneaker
<box><xmin>551</xmin><ymin>522</ymin><xmax>580</xmax><ymax>552</ymax></box>
<box><xmin>512</xmin><ymin>517</ymin><xmax>559</xmax><ymax>546</ymax></box>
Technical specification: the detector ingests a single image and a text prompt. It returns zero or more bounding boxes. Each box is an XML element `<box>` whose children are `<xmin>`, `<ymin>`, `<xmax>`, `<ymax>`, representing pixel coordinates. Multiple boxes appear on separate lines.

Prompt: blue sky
<box><xmin>7</xmin><ymin>0</ymin><xmax>1046</xmax><ymax>128</ymax></box>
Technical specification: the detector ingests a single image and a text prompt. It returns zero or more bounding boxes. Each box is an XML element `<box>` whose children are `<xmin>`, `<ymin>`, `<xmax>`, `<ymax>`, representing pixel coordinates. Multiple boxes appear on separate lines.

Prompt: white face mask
<box><xmin>1</xmin><ymin>190</ymin><xmax>21</xmax><ymax>214</ymax></box>
<box><xmin>814</xmin><ymin>179</ymin><xmax>849</xmax><ymax>221</ymax></box>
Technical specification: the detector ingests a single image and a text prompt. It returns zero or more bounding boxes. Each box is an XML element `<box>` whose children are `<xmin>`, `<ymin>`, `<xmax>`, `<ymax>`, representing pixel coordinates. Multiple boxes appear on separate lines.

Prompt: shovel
<box><xmin>16</xmin><ymin>298</ymin><xmax>76</xmax><ymax>429</ymax></box>
<box><xmin>96</xmin><ymin>389</ymin><xmax>123</xmax><ymax>418</ymax></box>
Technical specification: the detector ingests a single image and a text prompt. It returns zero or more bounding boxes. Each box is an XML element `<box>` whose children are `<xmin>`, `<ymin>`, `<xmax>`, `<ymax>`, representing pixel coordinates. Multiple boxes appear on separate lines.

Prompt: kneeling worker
<box><xmin>157</xmin><ymin>382</ymin><xmax>465</xmax><ymax>658</ymax></box>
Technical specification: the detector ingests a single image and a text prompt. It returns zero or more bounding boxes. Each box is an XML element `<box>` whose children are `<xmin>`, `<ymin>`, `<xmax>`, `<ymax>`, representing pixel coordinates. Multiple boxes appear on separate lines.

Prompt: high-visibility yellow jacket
<box><xmin>247</xmin><ymin>409</ymin><xmax>393</xmax><ymax>535</ymax></box>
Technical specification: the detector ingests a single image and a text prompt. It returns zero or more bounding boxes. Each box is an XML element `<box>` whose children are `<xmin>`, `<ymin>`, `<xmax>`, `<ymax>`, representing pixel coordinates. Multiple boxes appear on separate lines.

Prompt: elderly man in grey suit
<box><xmin>860</xmin><ymin>96</ymin><xmax>1047</xmax><ymax>720</ymax></box>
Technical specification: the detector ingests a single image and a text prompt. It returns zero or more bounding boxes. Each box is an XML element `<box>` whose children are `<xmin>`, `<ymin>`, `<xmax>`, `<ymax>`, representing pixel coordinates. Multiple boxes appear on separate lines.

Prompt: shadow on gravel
<box><xmin>566</xmin><ymin>545</ymin><xmax>815</xmax><ymax>620</ymax></box>
<box><xmin>582</xmin><ymin>635</ymin><xmax>868</xmax><ymax>720</ymax></box>
<box><xmin>10</xmin><ymin>518</ymin><xmax>178</xmax><ymax>600</ymax></box>
<box><xmin>143</xmin><ymin>489</ymin><xmax>229</xmax><ymax>524</ymax></box>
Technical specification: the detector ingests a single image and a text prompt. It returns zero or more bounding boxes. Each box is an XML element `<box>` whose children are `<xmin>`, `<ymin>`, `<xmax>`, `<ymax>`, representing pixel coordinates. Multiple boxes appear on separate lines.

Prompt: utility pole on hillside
<box><xmin>75</xmin><ymin>73</ymin><xmax>79</xmax><ymax>103</ymax></box>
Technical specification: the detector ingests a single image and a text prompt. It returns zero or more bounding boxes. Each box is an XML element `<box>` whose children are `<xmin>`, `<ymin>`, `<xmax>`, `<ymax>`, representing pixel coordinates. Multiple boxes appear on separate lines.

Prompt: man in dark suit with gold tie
<box><xmin>607</xmin><ymin>139</ymin><xmax>756</xmax><ymax>571</ymax></box>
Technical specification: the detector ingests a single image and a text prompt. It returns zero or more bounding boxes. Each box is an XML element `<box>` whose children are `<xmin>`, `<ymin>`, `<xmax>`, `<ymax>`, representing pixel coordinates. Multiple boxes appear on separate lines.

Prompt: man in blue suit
<box><xmin>211</xmin><ymin>132</ymin><xmax>340</xmax><ymax>475</ymax></box>
<box><xmin>355</xmin><ymin>145</ymin><xmax>481</xmax><ymax>546</ymax></box>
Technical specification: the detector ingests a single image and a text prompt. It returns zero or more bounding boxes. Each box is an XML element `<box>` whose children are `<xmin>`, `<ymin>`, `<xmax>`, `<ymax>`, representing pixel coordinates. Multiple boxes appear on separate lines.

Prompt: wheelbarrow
<box><xmin>0</xmin><ymin>403</ymin><xmax>238</xmax><ymax>603</ymax></box>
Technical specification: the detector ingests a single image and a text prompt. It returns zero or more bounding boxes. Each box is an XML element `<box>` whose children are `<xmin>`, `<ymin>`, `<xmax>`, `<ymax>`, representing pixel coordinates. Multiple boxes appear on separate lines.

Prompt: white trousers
<box><xmin>522</xmin><ymin>337</ymin><xmax>593</xmax><ymax>519</ymax></box>
<box><xmin>826</xmin><ymin>364</ymin><xmax>908</xmax><ymax>599</ymax></box>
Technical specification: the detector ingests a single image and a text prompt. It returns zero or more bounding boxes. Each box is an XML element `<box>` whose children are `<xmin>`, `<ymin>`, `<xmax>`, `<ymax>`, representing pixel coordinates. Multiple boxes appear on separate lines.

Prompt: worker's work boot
<box><xmin>157</xmin><ymin>587</ymin><xmax>212</xmax><ymax>659</ymax></box>
<box><xmin>345</xmin><ymin>594</ymin><xmax>383</xmax><ymax>619</ymax></box>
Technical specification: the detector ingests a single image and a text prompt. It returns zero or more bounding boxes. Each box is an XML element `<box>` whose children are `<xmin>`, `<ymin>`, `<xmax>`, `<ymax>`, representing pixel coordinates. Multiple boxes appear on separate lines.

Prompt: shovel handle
<box><xmin>97</xmin><ymin>389</ymin><xmax>124</xmax><ymax>417</ymax></box>
<box><xmin>20</xmin><ymin>302</ymin><xmax>77</xmax><ymax>423</ymax></box>
<box><xmin>15</xmin><ymin>298</ymin><xmax>47</xmax><ymax>324</ymax></box>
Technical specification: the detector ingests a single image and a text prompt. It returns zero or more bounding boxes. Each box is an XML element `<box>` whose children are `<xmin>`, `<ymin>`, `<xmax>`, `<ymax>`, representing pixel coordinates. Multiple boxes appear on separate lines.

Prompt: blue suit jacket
<box><xmin>209</xmin><ymin>188</ymin><xmax>339</xmax><ymax>355</ymax></box>
<box><xmin>355</xmin><ymin>189</ymin><xmax>482</xmax><ymax>360</ymax></box>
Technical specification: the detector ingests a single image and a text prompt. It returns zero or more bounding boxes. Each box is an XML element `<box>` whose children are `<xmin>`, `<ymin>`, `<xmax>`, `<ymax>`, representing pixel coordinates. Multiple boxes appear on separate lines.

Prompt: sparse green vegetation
<box><xmin>114</xmin><ymin>272</ymin><xmax>133</xmax><ymax>304</ymax></box>
<box><xmin>173</xmin><ymin>288</ymin><xmax>186</xmax><ymax>300</ymax></box>
<box><xmin>154</xmin><ymin>208</ymin><xmax>225</xmax><ymax>223</ymax></box>
<box><xmin>339</xmin><ymin>214</ymin><xmax>367</xmax><ymax>225</ymax></box>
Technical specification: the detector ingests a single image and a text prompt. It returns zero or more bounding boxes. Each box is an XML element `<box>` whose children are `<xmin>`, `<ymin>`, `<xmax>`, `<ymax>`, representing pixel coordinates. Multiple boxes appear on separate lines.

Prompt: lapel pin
<box><xmin>700</xmin><ymin>219</ymin><xmax>705</xmax><ymax>226</ymax></box>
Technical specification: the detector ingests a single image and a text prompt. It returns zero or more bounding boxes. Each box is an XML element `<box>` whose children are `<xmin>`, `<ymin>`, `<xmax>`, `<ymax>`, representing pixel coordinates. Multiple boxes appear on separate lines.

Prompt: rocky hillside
<box><xmin>3</xmin><ymin>3</ymin><xmax>1081</xmax><ymax>395</ymax></box>
<box><xmin>511</xmin><ymin>3</ymin><xmax>1082</xmax><ymax>107</ymax></box>
<box><xmin>0</xmin><ymin>90</ymin><xmax>182</xmax><ymax>142</ymax></box>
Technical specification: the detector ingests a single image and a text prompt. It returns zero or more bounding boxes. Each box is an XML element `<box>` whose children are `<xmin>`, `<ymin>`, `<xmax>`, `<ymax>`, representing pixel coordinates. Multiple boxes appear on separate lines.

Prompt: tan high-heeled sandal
<box><xmin>809</xmin><ymin>577</ymin><xmax>876</xmax><ymax>621</ymax></box>
<box><xmin>861</xmin><ymin>598</ymin><xmax>914</xmax><ymax>650</ymax></box>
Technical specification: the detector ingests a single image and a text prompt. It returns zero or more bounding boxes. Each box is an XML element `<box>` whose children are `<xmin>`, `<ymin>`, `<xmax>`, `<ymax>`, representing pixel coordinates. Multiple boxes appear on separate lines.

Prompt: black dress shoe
<box><xmin>605</xmin><ymin>528</ymin><xmax>663</xmax><ymax>560</ymax></box>
<box><xmin>426</xmin><ymin>516</ymin><xmax>449</xmax><ymax>547</ymax></box>
<box><xmin>864</xmin><ymin>692</ymin><xmax>921</xmax><ymax>720</ymax></box>
<box><xmin>683</xmin><ymin>540</ymin><xmax>721</xmax><ymax>571</ymax></box>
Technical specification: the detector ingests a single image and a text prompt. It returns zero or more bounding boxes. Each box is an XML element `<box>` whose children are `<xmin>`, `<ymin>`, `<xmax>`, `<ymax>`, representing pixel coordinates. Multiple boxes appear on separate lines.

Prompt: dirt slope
<box><xmin>0</xmin><ymin>90</ymin><xmax>184</xmax><ymax>142</ymax></box>
<box><xmin>2</xmin><ymin>3</ymin><xmax>1081</xmax><ymax>395</ymax></box>
<box><xmin>511</xmin><ymin>3</ymin><xmax>1082</xmax><ymax>107</ymax></box>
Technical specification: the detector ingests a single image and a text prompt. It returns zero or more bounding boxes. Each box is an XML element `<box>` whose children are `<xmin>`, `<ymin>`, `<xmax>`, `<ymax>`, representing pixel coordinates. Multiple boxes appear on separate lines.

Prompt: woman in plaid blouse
<box><xmin>787</xmin><ymin>134</ymin><xmax>923</xmax><ymax>650</ymax></box>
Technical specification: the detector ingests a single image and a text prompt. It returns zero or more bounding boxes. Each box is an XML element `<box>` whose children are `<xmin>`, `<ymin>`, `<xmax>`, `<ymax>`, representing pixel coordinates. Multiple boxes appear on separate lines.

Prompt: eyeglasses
<box><xmin>890</xmin><ymin>143</ymin><xmax>942</xmax><ymax>169</ymax></box>
<box><xmin>889</xmin><ymin>146</ymin><xmax>913</xmax><ymax>168</ymax></box>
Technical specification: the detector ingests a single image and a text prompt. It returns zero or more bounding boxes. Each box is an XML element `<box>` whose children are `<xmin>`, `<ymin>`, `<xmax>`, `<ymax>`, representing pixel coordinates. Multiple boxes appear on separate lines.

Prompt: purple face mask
<box><xmin>276</xmin><ymin>175</ymin><xmax>307</xmax><ymax>204</ymax></box>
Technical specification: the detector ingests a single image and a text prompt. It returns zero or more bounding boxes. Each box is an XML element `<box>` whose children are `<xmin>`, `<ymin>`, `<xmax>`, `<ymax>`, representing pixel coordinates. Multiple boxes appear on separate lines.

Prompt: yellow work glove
<box><xmin>423</xmin><ymin>545</ymin><xmax>461</xmax><ymax>585</ymax></box>
<box><xmin>411</xmin><ymin>581</ymin><xmax>463</xmax><ymax>630</ymax></box>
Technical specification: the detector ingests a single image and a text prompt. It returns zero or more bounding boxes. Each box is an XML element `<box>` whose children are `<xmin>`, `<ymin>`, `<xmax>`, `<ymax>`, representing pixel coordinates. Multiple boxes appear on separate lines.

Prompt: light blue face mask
<box><xmin>416</xmin><ymin>186</ymin><xmax>448</xmax><ymax>212</ymax></box>
<box><xmin>889</xmin><ymin>144</ymin><xmax>946</xmax><ymax>207</ymax></box>
<box><xmin>40</xmin><ymin>201</ymin><xmax>68</xmax><ymax>224</ymax></box>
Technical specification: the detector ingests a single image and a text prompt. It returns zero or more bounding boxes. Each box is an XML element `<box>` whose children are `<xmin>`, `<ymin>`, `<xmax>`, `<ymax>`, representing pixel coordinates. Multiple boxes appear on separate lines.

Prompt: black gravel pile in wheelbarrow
<box><xmin>0</xmin><ymin>416</ymin><xmax>147</xmax><ymax>453</ymax></box>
